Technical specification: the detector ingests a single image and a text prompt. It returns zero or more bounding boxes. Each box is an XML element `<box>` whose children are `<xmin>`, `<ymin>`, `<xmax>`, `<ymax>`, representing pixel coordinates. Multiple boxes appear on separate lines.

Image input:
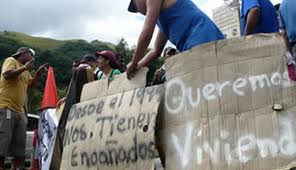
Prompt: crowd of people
<box><xmin>0</xmin><ymin>0</ymin><xmax>295</xmax><ymax>169</ymax></box>
<box><xmin>73</xmin><ymin>50</ymin><xmax>122</xmax><ymax>81</ymax></box>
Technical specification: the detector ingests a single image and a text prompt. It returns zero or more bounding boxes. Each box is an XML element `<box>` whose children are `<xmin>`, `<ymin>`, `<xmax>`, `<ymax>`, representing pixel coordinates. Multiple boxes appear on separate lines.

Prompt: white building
<box><xmin>212</xmin><ymin>4</ymin><xmax>241</xmax><ymax>39</ymax></box>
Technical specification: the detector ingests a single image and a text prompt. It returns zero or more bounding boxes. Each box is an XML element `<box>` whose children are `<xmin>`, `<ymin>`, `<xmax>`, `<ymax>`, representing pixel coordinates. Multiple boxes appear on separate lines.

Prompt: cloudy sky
<box><xmin>0</xmin><ymin>0</ymin><xmax>281</xmax><ymax>46</ymax></box>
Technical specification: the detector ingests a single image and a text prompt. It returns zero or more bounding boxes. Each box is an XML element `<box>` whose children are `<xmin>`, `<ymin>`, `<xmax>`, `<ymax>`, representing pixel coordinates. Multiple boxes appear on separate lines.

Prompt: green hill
<box><xmin>0</xmin><ymin>31</ymin><xmax>117</xmax><ymax>50</ymax></box>
<box><xmin>0</xmin><ymin>31</ymin><xmax>67</xmax><ymax>49</ymax></box>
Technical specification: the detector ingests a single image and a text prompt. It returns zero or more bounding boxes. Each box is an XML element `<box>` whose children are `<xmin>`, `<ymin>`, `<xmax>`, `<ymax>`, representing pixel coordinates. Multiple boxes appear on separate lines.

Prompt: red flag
<box><xmin>42</xmin><ymin>66</ymin><xmax>58</xmax><ymax>109</ymax></box>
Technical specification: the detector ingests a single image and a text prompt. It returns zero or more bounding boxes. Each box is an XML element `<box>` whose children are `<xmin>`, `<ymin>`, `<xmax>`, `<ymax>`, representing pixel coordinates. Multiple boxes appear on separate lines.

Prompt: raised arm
<box><xmin>29</xmin><ymin>63</ymin><xmax>48</xmax><ymax>88</ymax></box>
<box><xmin>137</xmin><ymin>30</ymin><xmax>167</xmax><ymax>68</ymax></box>
<box><xmin>127</xmin><ymin>0</ymin><xmax>163</xmax><ymax>79</ymax></box>
<box><xmin>3</xmin><ymin>59</ymin><xmax>34</xmax><ymax>80</ymax></box>
<box><xmin>244</xmin><ymin>7</ymin><xmax>260</xmax><ymax>35</ymax></box>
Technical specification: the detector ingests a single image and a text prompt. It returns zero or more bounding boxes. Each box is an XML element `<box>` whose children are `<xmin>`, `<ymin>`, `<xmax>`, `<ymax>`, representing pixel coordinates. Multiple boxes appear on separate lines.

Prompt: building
<box><xmin>213</xmin><ymin>4</ymin><xmax>241</xmax><ymax>39</ymax></box>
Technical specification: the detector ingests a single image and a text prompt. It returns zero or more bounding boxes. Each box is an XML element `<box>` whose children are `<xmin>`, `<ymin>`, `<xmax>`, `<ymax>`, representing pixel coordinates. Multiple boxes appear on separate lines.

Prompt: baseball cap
<box><xmin>95</xmin><ymin>51</ymin><xmax>115</xmax><ymax>60</ymax></box>
<box><xmin>11</xmin><ymin>47</ymin><xmax>36</xmax><ymax>57</ymax></box>
<box><xmin>82</xmin><ymin>54</ymin><xmax>96</xmax><ymax>62</ymax></box>
<box><xmin>95</xmin><ymin>50</ymin><xmax>119</xmax><ymax>69</ymax></box>
<box><xmin>164</xmin><ymin>47</ymin><xmax>177</xmax><ymax>56</ymax></box>
<box><xmin>128</xmin><ymin>0</ymin><xmax>137</xmax><ymax>13</ymax></box>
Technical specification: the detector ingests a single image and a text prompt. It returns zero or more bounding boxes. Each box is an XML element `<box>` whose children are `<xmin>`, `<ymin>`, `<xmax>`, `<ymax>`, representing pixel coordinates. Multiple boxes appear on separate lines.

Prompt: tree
<box><xmin>114</xmin><ymin>38</ymin><xmax>133</xmax><ymax>71</ymax></box>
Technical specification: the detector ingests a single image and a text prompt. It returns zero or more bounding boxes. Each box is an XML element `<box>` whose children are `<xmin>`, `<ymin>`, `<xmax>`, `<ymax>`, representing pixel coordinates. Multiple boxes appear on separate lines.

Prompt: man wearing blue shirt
<box><xmin>241</xmin><ymin>0</ymin><xmax>279</xmax><ymax>35</ymax></box>
<box><xmin>279</xmin><ymin>0</ymin><xmax>296</xmax><ymax>57</ymax></box>
<box><xmin>126</xmin><ymin>0</ymin><xmax>225</xmax><ymax>79</ymax></box>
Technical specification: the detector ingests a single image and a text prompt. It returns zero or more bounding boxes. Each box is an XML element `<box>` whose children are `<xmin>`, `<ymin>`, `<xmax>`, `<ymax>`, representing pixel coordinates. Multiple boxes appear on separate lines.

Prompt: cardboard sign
<box><xmin>61</xmin><ymin>34</ymin><xmax>296</xmax><ymax>170</ymax></box>
<box><xmin>162</xmin><ymin>34</ymin><xmax>296</xmax><ymax>170</ymax></box>
<box><xmin>61</xmin><ymin>69</ymin><xmax>164</xmax><ymax>170</ymax></box>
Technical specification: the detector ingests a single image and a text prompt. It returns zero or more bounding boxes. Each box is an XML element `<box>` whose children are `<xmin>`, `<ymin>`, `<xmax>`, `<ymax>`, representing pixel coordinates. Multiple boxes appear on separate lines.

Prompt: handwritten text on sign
<box><xmin>62</xmin><ymin>85</ymin><xmax>163</xmax><ymax>169</ymax></box>
<box><xmin>165</xmin><ymin>70</ymin><xmax>296</xmax><ymax>168</ymax></box>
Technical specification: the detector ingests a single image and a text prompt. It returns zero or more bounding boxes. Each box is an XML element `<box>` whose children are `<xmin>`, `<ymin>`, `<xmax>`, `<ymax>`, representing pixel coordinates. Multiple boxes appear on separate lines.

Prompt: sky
<box><xmin>0</xmin><ymin>0</ymin><xmax>281</xmax><ymax>47</ymax></box>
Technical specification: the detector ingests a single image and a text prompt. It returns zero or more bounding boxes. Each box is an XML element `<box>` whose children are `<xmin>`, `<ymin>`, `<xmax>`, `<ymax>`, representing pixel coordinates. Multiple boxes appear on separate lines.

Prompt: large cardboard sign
<box><xmin>163</xmin><ymin>34</ymin><xmax>296</xmax><ymax>170</ymax></box>
<box><xmin>61</xmin><ymin>34</ymin><xmax>296</xmax><ymax>170</ymax></box>
<box><xmin>61</xmin><ymin>69</ymin><xmax>164</xmax><ymax>170</ymax></box>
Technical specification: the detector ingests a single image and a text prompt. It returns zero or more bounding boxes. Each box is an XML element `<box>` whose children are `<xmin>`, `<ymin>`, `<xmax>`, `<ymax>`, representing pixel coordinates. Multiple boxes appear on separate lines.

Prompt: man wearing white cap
<box><xmin>0</xmin><ymin>47</ymin><xmax>47</xmax><ymax>170</ymax></box>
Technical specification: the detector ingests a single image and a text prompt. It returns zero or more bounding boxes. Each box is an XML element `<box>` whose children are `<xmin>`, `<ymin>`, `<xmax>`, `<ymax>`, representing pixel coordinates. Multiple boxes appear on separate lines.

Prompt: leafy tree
<box><xmin>114</xmin><ymin>38</ymin><xmax>134</xmax><ymax>71</ymax></box>
<box><xmin>90</xmin><ymin>40</ymin><xmax>115</xmax><ymax>51</ymax></box>
<box><xmin>0</xmin><ymin>35</ymin><xmax>25</xmax><ymax>60</ymax></box>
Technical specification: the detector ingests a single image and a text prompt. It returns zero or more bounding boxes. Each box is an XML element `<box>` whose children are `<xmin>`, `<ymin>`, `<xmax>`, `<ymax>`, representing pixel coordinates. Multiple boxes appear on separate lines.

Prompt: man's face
<box><xmin>19</xmin><ymin>51</ymin><xmax>34</xmax><ymax>64</ymax></box>
<box><xmin>25</xmin><ymin>52</ymin><xmax>34</xmax><ymax>61</ymax></box>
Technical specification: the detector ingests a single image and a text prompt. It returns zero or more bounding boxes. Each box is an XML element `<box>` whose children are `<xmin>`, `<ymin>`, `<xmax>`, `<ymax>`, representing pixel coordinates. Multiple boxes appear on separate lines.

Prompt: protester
<box><xmin>240</xmin><ymin>0</ymin><xmax>279</xmax><ymax>35</ymax></box>
<box><xmin>0</xmin><ymin>47</ymin><xmax>47</xmax><ymax>170</ymax></box>
<box><xmin>126</xmin><ymin>0</ymin><xmax>225</xmax><ymax>79</ymax></box>
<box><xmin>72</xmin><ymin>53</ymin><xmax>99</xmax><ymax>81</ymax></box>
<box><xmin>95</xmin><ymin>50</ymin><xmax>121</xmax><ymax>81</ymax></box>
<box><xmin>56</xmin><ymin>57</ymin><xmax>95</xmax><ymax>166</ymax></box>
<box><xmin>151</xmin><ymin>47</ymin><xmax>178</xmax><ymax>85</ymax></box>
<box><xmin>77</xmin><ymin>53</ymin><xmax>97</xmax><ymax>69</ymax></box>
<box><xmin>279</xmin><ymin>0</ymin><xmax>296</xmax><ymax>57</ymax></box>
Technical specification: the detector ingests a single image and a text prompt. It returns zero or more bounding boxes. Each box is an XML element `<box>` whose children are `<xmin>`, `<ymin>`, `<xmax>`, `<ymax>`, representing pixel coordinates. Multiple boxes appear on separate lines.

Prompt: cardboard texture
<box><xmin>61</xmin><ymin>33</ymin><xmax>296</xmax><ymax>170</ymax></box>
<box><xmin>163</xmin><ymin>33</ymin><xmax>296</xmax><ymax>170</ymax></box>
<box><xmin>80</xmin><ymin>68</ymin><xmax>149</xmax><ymax>102</ymax></box>
<box><xmin>60</xmin><ymin>68</ymin><xmax>163</xmax><ymax>170</ymax></box>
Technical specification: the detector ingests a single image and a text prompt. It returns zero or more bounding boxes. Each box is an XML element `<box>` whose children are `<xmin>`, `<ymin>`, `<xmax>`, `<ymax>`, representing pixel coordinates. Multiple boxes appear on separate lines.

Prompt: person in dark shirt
<box><xmin>151</xmin><ymin>47</ymin><xmax>178</xmax><ymax>85</ymax></box>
